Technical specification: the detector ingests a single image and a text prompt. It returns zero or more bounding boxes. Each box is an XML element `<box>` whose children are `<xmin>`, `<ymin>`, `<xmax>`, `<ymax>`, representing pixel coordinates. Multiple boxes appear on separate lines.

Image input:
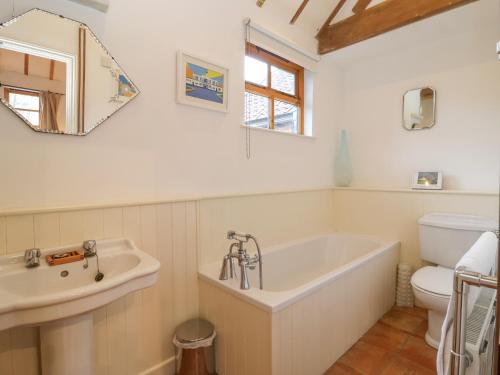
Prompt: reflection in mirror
<box><xmin>402</xmin><ymin>87</ymin><xmax>436</xmax><ymax>130</ymax></box>
<box><xmin>0</xmin><ymin>9</ymin><xmax>139</xmax><ymax>135</ymax></box>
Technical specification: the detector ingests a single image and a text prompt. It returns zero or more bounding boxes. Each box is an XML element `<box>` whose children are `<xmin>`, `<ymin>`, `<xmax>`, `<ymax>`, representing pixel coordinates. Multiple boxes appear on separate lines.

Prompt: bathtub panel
<box><xmin>271</xmin><ymin>307</ymin><xmax>293</xmax><ymax>375</ymax></box>
<box><xmin>321</xmin><ymin>277</ymin><xmax>349</xmax><ymax>369</ymax></box>
<box><xmin>0</xmin><ymin>330</ymin><xmax>11</xmax><ymax>374</ymax></box>
<box><xmin>199</xmin><ymin>280</ymin><xmax>272</xmax><ymax>375</ymax></box>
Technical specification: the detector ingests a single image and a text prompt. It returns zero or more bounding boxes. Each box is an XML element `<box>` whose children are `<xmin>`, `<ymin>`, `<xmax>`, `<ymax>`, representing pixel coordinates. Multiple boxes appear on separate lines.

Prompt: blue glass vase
<box><xmin>334</xmin><ymin>129</ymin><xmax>353</xmax><ymax>187</ymax></box>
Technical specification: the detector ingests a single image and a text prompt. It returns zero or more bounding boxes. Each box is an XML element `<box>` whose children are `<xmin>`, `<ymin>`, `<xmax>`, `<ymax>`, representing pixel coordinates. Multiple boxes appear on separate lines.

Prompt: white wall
<box><xmin>0</xmin><ymin>0</ymin><xmax>340</xmax><ymax>211</ymax></box>
<box><xmin>325</xmin><ymin>0</ymin><xmax>500</xmax><ymax>191</ymax></box>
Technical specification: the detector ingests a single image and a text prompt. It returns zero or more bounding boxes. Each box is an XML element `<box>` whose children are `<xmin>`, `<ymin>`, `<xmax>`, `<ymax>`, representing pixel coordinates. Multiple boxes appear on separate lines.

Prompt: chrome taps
<box><xmin>24</xmin><ymin>248</ymin><xmax>41</xmax><ymax>268</ymax></box>
<box><xmin>219</xmin><ymin>231</ymin><xmax>263</xmax><ymax>290</ymax></box>
<box><xmin>82</xmin><ymin>240</ymin><xmax>104</xmax><ymax>282</ymax></box>
<box><xmin>83</xmin><ymin>240</ymin><xmax>97</xmax><ymax>258</ymax></box>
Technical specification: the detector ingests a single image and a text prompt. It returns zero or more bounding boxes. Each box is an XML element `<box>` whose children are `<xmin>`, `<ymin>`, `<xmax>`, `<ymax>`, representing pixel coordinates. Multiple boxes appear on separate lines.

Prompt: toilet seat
<box><xmin>411</xmin><ymin>266</ymin><xmax>454</xmax><ymax>297</ymax></box>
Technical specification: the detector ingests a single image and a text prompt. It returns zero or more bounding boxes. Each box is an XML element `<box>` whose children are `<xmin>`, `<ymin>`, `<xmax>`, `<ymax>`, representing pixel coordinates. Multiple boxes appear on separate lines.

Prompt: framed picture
<box><xmin>176</xmin><ymin>51</ymin><xmax>228</xmax><ymax>112</ymax></box>
<box><xmin>412</xmin><ymin>171</ymin><xmax>443</xmax><ymax>190</ymax></box>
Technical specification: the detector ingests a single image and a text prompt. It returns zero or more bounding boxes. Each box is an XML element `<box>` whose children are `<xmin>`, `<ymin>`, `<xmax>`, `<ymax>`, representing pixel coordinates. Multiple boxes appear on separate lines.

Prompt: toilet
<box><xmin>411</xmin><ymin>213</ymin><xmax>497</xmax><ymax>349</ymax></box>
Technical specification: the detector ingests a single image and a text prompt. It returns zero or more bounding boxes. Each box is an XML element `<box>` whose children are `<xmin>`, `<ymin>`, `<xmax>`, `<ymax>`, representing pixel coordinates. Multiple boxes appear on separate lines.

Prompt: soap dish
<box><xmin>46</xmin><ymin>251</ymin><xmax>84</xmax><ymax>266</ymax></box>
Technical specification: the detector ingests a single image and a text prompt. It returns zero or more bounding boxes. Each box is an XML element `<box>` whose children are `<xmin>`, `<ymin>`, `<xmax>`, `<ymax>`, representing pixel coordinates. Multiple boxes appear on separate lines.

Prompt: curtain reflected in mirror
<box><xmin>0</xmin><ymin>9</ymin><xmax>139</xmax><ymax>135</ymax></box>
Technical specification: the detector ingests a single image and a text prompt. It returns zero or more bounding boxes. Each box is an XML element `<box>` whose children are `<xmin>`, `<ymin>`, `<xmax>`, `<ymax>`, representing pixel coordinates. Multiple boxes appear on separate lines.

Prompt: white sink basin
<box><xmin>0</xmin><ymin>238</ymin><xmax>160</xmax><ymax>331</ymax></box>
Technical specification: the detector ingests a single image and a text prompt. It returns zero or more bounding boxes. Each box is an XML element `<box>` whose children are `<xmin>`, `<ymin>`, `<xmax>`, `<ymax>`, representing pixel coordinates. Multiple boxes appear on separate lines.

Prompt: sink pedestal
<box><xmin>40</xmin><ymin>313</ymin><xmax>94</xmax><ymax>375</ymax></box>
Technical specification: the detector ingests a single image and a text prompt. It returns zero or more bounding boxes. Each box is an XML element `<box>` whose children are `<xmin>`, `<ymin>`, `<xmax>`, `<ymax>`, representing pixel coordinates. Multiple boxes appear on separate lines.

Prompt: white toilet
<box><xmin>411</xmin><ymin>213</ymin><xmax>497</xmax><ymax>349</ymax></box>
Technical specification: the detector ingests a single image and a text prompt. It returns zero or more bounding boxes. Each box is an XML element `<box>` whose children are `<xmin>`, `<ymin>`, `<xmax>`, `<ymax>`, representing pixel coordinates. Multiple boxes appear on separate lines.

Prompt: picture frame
<box><xmin>412</xmin><ymin>171</ymin><xmax>443</xmax><ymax>190</ymax></box>
<box><xmin>176</xmin><ymin>51</ymin><xmax>229</xmax><ymax>112</ymax></box>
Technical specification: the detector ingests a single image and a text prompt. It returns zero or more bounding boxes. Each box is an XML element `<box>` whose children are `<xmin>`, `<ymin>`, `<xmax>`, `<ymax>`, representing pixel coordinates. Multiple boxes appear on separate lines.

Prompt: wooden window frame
<box><xmin>4</xmin><ymin>87</ymin><xmax>41</xmax><ymax>123</ymax></box>
<box><xmin>245</xmin><ymin>42</ymin><xmax>305</xmax><ymax>135</ymax></box>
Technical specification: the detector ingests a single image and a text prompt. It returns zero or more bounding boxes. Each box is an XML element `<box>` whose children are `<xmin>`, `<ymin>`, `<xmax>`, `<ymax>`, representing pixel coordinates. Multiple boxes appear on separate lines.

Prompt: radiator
<box><xmin>465</xmin><ymin>288</ymin><xmax>496</xmax><ymax>375</ymax></box>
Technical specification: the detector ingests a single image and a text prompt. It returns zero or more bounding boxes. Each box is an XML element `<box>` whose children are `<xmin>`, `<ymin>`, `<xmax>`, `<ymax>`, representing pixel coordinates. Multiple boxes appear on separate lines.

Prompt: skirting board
<box><xmin>67</xmin><ymin>0</ymin><xmax>109</xmax><ymax>12</ymax></box>
<box><xmin>138</xmin><ymin>356</ymin><xmax>176</xmax><ymax>375</ymax></box>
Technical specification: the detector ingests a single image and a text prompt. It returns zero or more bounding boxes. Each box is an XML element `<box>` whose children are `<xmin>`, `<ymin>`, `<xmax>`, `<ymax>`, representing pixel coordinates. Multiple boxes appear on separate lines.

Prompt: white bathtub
<box><xmin>199</xmin><ymin>233</ymin><xmax>400</xmax><ymax>375</ymax></box>
<box><xmin>199</xmin><ymin>233</ymin><xmax>399</xmax><ymax>312</ymax></box>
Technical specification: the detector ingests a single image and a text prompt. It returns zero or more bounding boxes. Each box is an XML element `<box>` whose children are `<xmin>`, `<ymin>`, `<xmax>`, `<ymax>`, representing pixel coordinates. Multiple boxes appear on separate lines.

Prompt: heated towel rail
<box><xmin>451</xmin><ymin>268</ymin><xmax>497</xmax><ymax>375</ymax></box>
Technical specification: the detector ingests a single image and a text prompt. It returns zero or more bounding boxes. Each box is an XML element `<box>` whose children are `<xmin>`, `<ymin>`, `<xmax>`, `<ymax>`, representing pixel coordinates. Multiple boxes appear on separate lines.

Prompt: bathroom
<box><xmin>0</xmin><ymin>0</ymin><xmax>499</xmax><ymax>374</ymax></box>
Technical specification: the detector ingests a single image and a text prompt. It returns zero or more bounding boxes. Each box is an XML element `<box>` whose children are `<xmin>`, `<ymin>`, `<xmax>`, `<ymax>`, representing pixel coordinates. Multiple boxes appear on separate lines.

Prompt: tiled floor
<box><xmin>324</xmin><ymin>306</ymin><xmax>437</xmax><ymax>375</ymax></box>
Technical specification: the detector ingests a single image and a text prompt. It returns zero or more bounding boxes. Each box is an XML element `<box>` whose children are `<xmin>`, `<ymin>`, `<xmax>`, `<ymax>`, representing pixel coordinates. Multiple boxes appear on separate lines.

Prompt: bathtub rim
<box><xmin>198</xmin><ymin>233</ymin><xmax>400</xmax><ymax>313</ymax></box>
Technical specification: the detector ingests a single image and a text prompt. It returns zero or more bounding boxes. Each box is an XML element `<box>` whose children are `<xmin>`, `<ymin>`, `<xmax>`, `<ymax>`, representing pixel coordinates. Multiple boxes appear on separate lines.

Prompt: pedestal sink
<box><xmin>0</xmin><ymin>238</ymin><xmax>160</xmax><ymax>375</ymax></box>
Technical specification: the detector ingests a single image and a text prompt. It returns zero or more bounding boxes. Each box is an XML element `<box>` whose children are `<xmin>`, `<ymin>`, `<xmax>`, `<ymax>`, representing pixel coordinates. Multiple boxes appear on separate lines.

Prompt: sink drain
<box><xmin>60</xmin><ymin>270</ymin><xmax>69</xmax><ymax>278</ymax></box>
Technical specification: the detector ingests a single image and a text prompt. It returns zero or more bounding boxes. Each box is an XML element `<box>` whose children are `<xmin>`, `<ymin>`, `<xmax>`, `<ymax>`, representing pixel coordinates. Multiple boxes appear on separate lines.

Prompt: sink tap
<box><xmin>219</xmin><ymin>231</ymin><xmax>263</xmax><ymax>290</ymax></box>
<box><xmin>83</xmin><ymin>240</ymin><xmax>97</xmax><ymax>258</ymax></box>
<box><xmin>24</xmin><ymin>248</ymin><xmax>41</xmax><ymax>268</ymax></box>
<box><xmin>82</xmin><ymin>240</ymin><xmax>104</xmax><ymax>282</ymax></box>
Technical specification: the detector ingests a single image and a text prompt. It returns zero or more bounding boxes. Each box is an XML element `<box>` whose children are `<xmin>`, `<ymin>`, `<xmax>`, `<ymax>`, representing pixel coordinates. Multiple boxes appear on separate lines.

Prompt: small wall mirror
<box><xmin>402</xmin><ymin>87</ymin><xmax>436</xmax><ymax>130</ymax></box>
<box><xmin>0</xmin><ymin>9</ymin><xmax>139</xmax><ymax>135</ymax></box>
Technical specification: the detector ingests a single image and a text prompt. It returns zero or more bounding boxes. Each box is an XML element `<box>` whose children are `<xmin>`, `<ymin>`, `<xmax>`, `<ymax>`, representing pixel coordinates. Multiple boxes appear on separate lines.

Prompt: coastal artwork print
<box><xmin>177</xmin><ymin>52</ymin><xmax>228</xmax><ymax>112</ymax></box>
<box><xmin>185</xmin><ymin>63</ymin><xmax>224</xmax><ymax>104</ymax></box>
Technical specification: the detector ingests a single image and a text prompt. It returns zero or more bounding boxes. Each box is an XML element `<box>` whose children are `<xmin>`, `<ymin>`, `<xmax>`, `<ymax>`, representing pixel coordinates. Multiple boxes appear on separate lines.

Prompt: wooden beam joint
<box><xmin>317</xmin><ymin>0</ymin><xmax>479</xmax><ymax>54</ymax></box>
<box><xmin>352</xmin><ymin>0</ymin><xmax>371</xmax><ymax>14</ymax></box>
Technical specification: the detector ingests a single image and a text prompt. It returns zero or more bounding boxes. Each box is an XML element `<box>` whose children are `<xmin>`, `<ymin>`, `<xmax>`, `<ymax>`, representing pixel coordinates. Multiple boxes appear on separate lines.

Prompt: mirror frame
<box><xmin>402</xmin><ymin>86</ymin><xmax>436</xmax><ymax>131</ymax></box>
<box><xmin>0</xmin><ymin>8</ymin><xmax>140</xmax><ymax>136</ymax></box>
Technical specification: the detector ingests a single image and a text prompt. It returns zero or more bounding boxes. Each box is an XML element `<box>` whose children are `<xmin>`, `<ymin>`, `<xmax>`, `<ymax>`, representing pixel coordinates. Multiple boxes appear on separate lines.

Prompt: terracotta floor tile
<box><xmin>324</xmin><ymin>306</ymin><xmax>436</xmax><ymax>375</ymax></box>
<box><xmin>381</xmin><ymin>355</ymin><xmax>437</xmax><ymax>375</ymax></box>
<box><xmin>399</xmin><ymin>335</ymin><xmax>437</xmax><ymax>371</ymax></box>
<box><xmin>414</xmin><ymin>320</ymin><xmax>428</xmax><ymax>339</ymax></box>
<box><xmin>324</xmin><ymin>362</ymin><xmax>363</xmax><ymax>375</ymax></box>
<box><xmin>337</xmin><ymin>340</ymin><xmax>394</xmax><ymax>375</ymax></box>
<box><xmin>381</xmin><ymin>308</ymin><xmax>427</xmax><ymax>336</ymax></box>
<box><xmin>360</xmin><ymin>322</ymin><xmax>409</xmax><ymax>351</ymax></box>
<box><xmin>393</xmin><ymin>306</ymin><xmax>428</xmax><ymax>320</ymax></box>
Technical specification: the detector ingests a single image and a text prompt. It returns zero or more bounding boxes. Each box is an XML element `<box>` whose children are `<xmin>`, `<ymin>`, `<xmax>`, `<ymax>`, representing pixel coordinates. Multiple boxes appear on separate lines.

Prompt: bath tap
<box><xmin>219</xmin><ymin>231</ymin><xmax>263</xmax><ymax>290</ymax></box>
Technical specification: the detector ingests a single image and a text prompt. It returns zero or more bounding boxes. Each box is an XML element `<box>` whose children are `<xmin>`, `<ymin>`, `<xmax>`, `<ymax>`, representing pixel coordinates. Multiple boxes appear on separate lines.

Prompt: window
<box><xmin>4</xmin><ymin>88</ymin><xmax>41</xmax><ymax>126</ymax></box>
<box><xmin>244</xmin><ymin>43</ymin><xmax>304</xmax><ymax>135</ymax></box>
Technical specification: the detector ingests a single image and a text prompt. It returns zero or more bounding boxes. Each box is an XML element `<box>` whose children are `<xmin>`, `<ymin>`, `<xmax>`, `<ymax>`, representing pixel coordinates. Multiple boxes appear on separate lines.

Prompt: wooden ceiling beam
<box><xmin>24</xmin><ymin>54</ymin><xmax>29</xmax><ymax>75</ymax></box>
<box><xmin>352</xmin><ymin>0</ymin><xmax>371</xmax><ymax>14</ymax></box>
<box><xmin>317</xmin><ymin>0</ymin><xmax>348</xmax><ymax>36</ymax></box>
<box><xmin>290</xmin><ymin>0</ymin><xmax>310</xmax><ymax>24</ymax></box>
<box><xmin>317</xmin><ymin>0</ymin><xmax>479</xmax><ymax>55</ymax></box>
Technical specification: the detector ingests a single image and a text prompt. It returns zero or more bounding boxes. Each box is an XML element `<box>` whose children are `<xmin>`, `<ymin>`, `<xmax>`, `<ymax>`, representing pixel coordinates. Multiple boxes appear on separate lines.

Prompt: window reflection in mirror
<box><xmin>402</xmin><ymin>87</ymin><xmax>436</xmax><ymax>130</ymax></box>
<box><xmin>0</xmin><ymin>48</ymin><xmax>68</xmax><ymax>131</ymax></box>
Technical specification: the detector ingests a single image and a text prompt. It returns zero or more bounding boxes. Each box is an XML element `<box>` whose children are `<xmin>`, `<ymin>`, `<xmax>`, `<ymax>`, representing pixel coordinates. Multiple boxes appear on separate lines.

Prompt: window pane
<box><xmin>9</xmin><ymin>93</ymin><xmax>39</xmax><ymax>111</ymax></box>
<box><xmin>271</xmin><ymin>66</ymin><xmax>295</xmax><ymax>96</ymax></box>
<box><xmin>274</xmin><ymin>100</ymin><xmax>298</xmax><ymax>134</ymax></box>
<box><xmin>245</xmin><ymin>92</ymin><xmax>270</xmax><ymax>129</ymax></box>
<box><xmin>17</xmin><ymin>110</ymin><xmax>40</xmax><ymax>126</ymax></box>
<box><xmin>245</xmin><ymin>56</ymin><xmax>268</xmax><ymax>87</ymax></box>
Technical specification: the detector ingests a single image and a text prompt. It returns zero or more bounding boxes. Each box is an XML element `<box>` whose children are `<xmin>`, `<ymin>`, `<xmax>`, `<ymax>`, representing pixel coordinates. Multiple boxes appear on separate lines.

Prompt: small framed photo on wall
<box><xmin>176</xmin><ymin>51</ymin><xmax>229</xmax><ymax>112</ymax></box>
<box><xmin>412</xmin><ymin>171</ymin><xmax>443</xmax><ymax>190</ymax></box>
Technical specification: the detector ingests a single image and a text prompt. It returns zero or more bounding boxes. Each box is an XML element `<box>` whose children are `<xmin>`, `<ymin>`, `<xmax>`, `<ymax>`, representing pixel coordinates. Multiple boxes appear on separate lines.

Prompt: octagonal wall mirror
<box><xmin>402</xmin><ymin>87</ymin><xmax>436</xmax><ymax>130</ymax></box>
<box><xmin>0</xmin><ymin>9</ymin><xmax>139</xmax><ymax>135</ymax></box>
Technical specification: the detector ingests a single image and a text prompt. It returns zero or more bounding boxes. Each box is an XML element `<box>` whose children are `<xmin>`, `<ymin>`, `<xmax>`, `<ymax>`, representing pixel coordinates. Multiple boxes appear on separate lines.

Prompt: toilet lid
<box><xmin>411</xmin><ymin>266</ymin><xmax>454</xmax><ymax>296</ymax></box>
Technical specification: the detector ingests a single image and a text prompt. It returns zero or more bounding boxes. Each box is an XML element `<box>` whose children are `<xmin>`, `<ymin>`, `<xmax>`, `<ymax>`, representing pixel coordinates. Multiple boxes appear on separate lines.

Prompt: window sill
<box><xmin>240</xmin><ymin>125</ymin><xmax>315</xmax><ymax>139</ymax></box>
